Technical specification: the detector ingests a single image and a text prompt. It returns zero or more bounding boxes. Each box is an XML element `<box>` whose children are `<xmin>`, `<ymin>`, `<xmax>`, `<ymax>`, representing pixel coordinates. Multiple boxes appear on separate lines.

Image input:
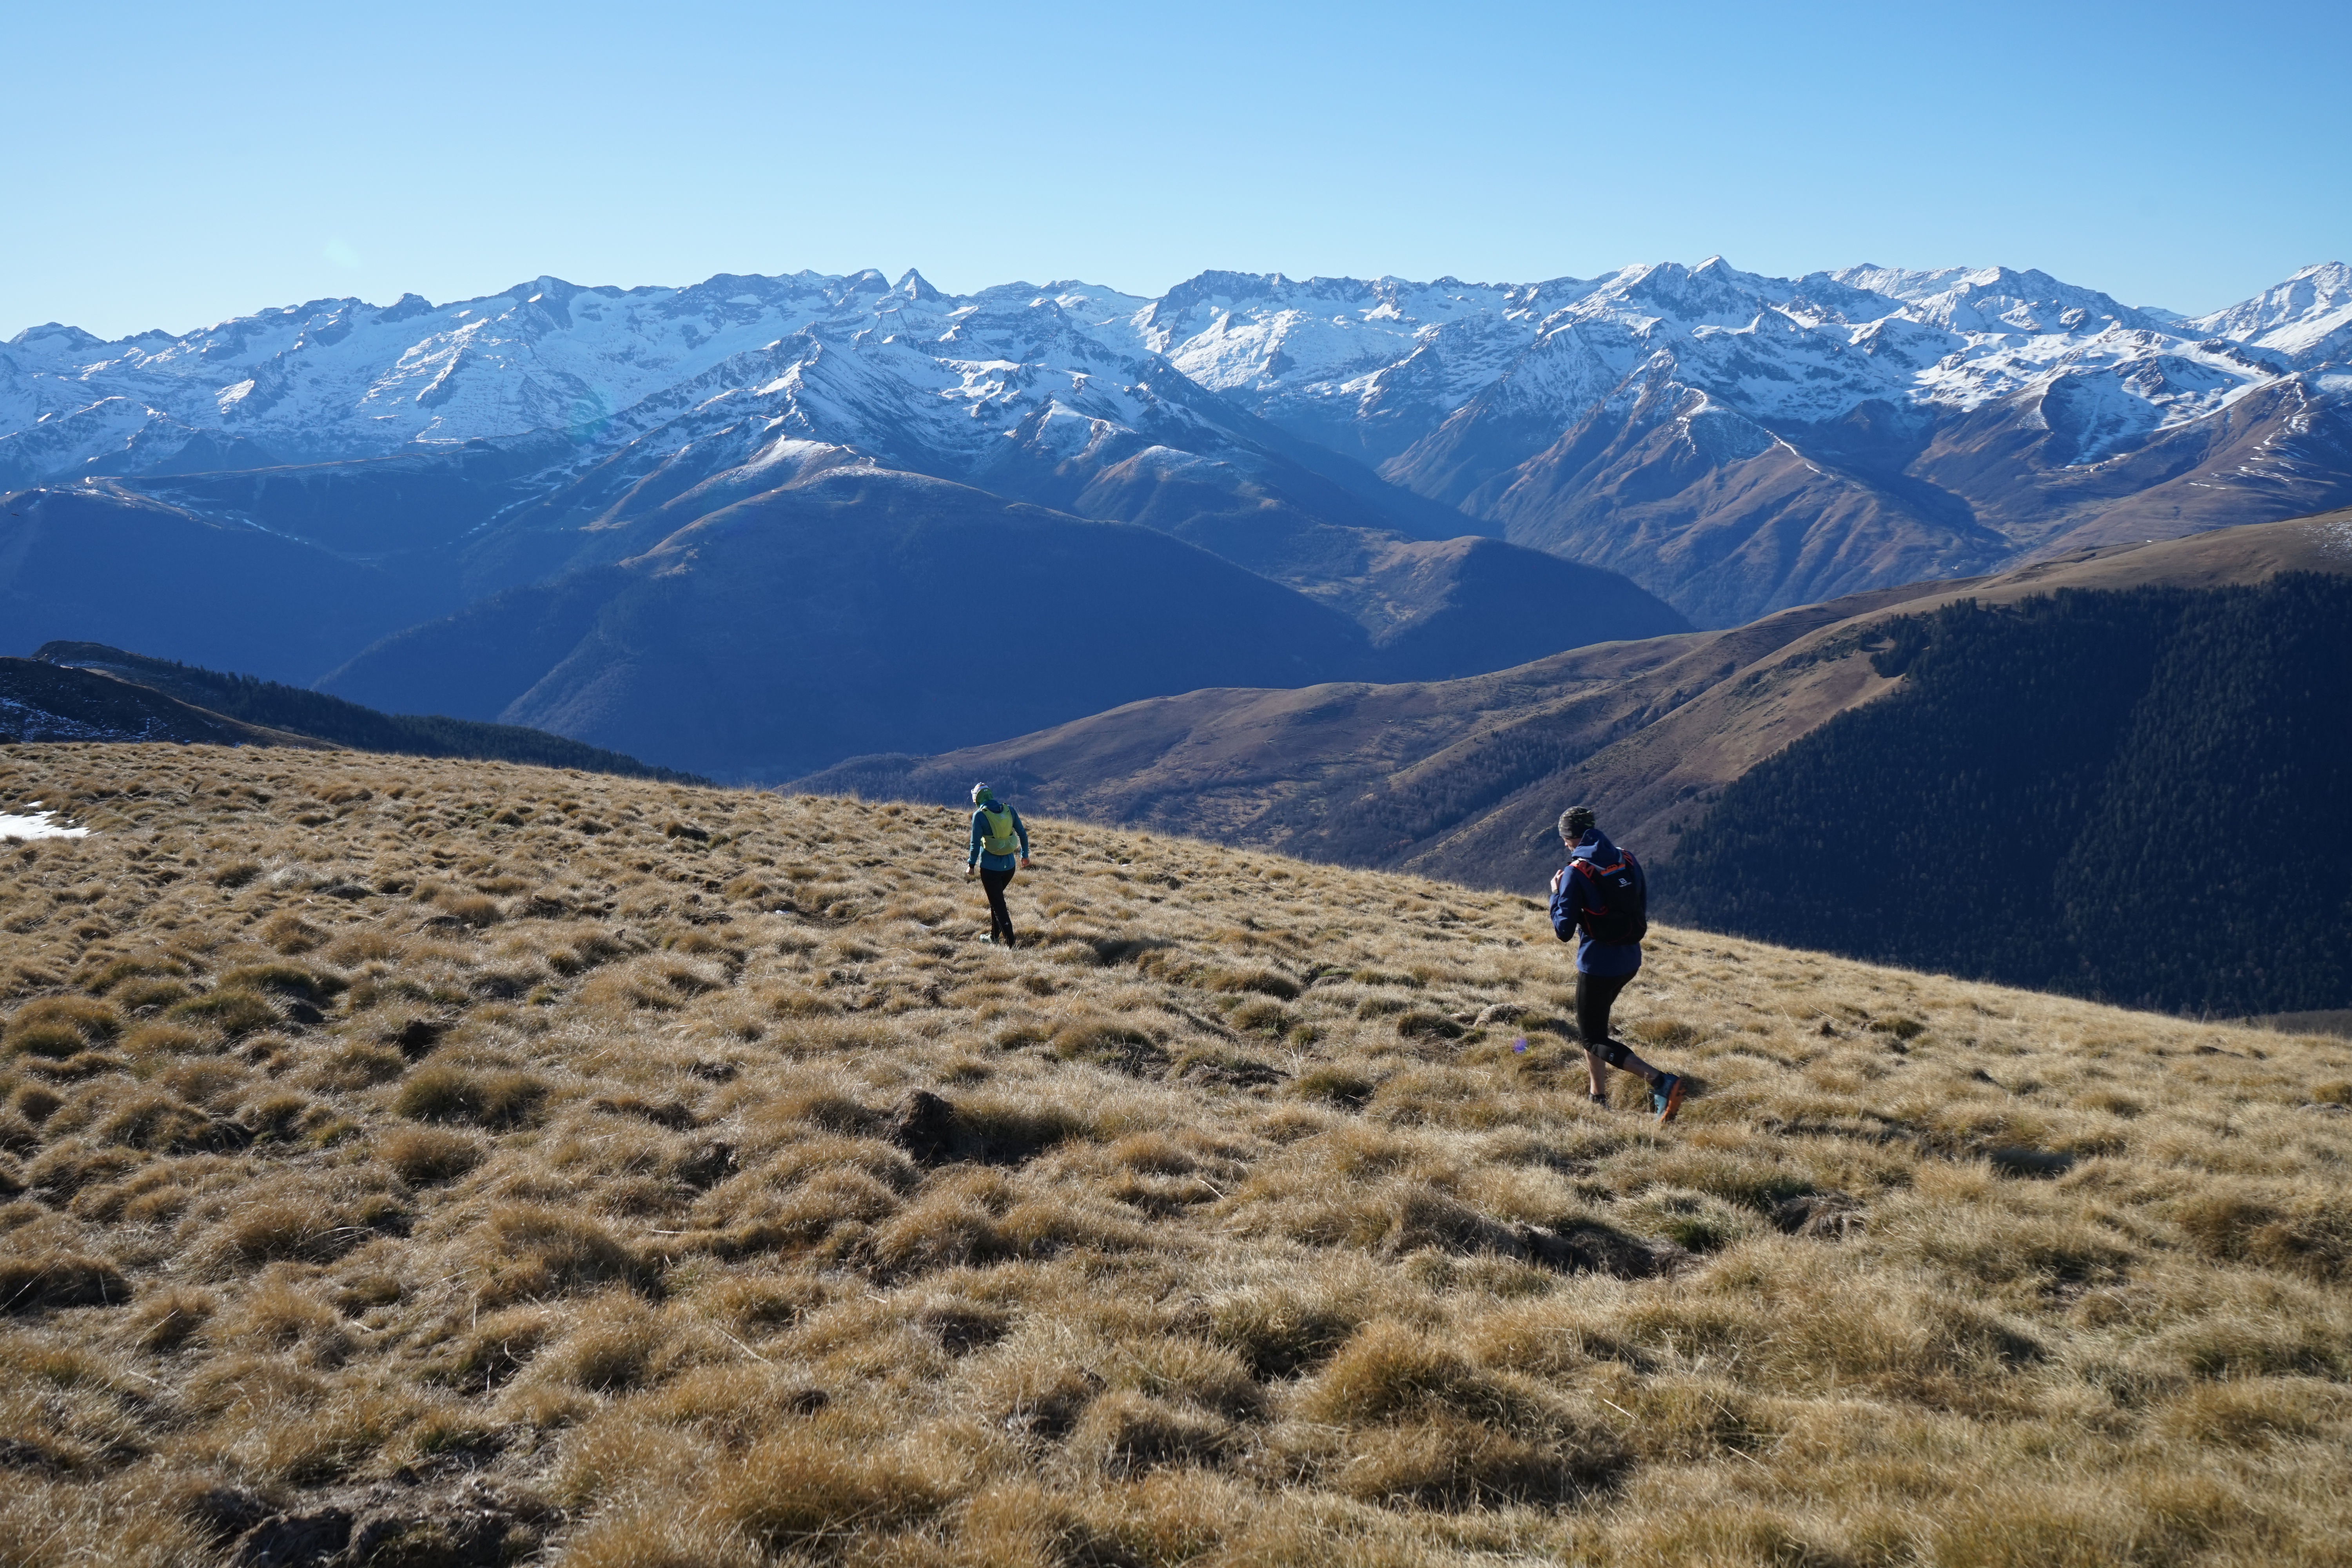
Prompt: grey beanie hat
<box><xmin>1559</xmin><ymin>805</ymin><xmax>1596</xmax><ymax>839</ymax></box>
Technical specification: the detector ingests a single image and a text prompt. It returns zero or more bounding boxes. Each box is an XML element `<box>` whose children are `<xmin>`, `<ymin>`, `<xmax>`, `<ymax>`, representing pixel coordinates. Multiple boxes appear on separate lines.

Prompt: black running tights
<box><xmin>1575</xmin><ymin>970</ymin><xmax>1633</xmax><ymax>1056</ymax></box>
<box><xmin>1575</xmin><ymin>972</ymin><xmax>1665</xmax><ymax>1092</ymax></box>
<box><xmin>979</xmin><ymin>866</ymin><xmax>1017</xmax><ymax>943</ymax></box>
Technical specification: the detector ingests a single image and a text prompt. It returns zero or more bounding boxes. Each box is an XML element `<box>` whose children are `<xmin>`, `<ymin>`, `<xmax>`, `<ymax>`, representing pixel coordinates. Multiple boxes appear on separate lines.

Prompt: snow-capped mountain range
<box><xmin>1164</xmin><ymin>259</ymin><xmax>2331</xmax><ymax>455</ymax></box>
<box><xmin>6</xmin><ymin>256</ymin><xmax>2350</xmax><ymax>632</ymax></box>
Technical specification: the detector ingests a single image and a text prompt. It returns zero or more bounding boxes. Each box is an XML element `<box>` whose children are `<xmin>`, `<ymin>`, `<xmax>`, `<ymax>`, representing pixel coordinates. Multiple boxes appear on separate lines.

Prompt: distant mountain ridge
<box><xmin>1139</xmin><ymin>260</ymin><xmax>2352</xmax><ymax>623</ymax></box>
<box><xmin>6</xmin><ymin>259</ymin><xmax>2348</xmax><ymax>632</ymax></box>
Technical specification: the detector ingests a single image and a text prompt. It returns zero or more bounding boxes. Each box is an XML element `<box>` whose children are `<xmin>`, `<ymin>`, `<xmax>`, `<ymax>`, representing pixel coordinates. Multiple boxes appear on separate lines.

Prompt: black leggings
<box><xmin>979</xmin><ymin>866</ymin><xmax>1017</xmax><ymax>943</ymax></box>
<box><xmin>1575</xmin><ymin>971</ymin><xmax>1633</xmax><ymax>1059</ymax></box>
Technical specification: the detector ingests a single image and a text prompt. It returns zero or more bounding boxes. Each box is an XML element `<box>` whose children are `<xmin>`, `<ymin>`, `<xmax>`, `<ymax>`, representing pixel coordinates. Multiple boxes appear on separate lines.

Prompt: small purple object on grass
<box><xmin>1513</xmin><ymin>1038</ymin><xmax>1528</xmax><ymax>1054</ymax></box>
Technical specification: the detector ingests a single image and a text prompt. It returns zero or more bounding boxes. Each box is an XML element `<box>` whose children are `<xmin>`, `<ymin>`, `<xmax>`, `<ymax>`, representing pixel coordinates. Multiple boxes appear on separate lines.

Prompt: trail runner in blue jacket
<box><xmin>1549</xmin><ymin>805</ymin><xmax>1686</xmax><ymax>1124</ymax></box>
<box><xmin>965</xmin><ymin>783</ymin><xmax>1032</xmax><ymax>946</ymax></box>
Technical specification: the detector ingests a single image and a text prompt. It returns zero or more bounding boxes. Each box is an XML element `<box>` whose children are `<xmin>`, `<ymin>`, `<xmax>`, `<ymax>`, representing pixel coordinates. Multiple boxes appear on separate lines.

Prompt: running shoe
<box><xmin>1653</xmin><ymin>1074</ymin><xmax>1687</xmax><ymax>1125</ymax></box>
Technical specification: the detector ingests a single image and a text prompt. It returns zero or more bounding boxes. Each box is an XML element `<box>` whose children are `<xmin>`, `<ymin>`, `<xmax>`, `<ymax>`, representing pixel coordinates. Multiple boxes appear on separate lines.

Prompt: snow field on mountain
<box><xmin>2189</xmin><ymin>262</ymin><xmax>2352</xmax><ymax>358</ymax></box>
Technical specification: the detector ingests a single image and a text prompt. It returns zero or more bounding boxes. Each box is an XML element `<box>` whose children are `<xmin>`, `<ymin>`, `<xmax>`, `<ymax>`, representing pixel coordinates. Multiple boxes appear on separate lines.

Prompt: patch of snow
<box><xmin>0</xmin><ymin>805</ymin><xmax>89</xmax><ymax>841</ymax></box>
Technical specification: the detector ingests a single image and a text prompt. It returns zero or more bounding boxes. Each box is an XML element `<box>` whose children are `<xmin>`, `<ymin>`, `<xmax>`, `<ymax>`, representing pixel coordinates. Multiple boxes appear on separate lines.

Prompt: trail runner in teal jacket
<box><xmin>965</xmin><ymin>783</ymin><xmax>1032</xmax><ymax>945</ymax></box>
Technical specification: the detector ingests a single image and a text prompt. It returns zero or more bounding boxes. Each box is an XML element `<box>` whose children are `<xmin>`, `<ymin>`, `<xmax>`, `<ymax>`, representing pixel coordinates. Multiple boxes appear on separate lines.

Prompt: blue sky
<box><xmin>6</xmin><ymin>0</ymin><xmax>2347</xmax><ymax>339</ymax></box>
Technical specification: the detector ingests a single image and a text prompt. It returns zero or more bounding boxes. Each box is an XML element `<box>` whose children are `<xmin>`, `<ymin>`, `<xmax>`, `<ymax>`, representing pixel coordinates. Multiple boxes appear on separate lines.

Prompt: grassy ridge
<box><xmin>1</xmin><ymin>743</ymin><xmax>2348</xmax><ymax>1565</ymax></box>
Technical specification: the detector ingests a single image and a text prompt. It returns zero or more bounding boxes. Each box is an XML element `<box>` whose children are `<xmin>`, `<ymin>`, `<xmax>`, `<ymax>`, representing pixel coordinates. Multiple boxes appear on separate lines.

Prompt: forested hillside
<box><xmin>27</xmin><ymin>643</ymin><xmax>702</xmax><ymax>783</ymax></box>
<box><xmin>1668</xmin><ymin>575</ymin><xmax>2352</xmax><ymax>1014</ymax></box>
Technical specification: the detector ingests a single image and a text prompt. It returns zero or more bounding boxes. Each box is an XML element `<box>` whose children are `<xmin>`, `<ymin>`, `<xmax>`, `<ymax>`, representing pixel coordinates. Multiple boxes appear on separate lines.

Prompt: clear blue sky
<box><xmin>7</xmin><ymin>0</ymin><xmax>2347</xmax><ymax>340</ymax></box>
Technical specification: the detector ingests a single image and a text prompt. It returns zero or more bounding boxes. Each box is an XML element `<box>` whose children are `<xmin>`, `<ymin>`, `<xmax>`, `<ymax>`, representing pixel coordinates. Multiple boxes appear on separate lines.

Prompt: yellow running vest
<box><xmin>980</xmin><ymin>805</ymin><xmax>1018</xmax><ymax>857</ymax></box>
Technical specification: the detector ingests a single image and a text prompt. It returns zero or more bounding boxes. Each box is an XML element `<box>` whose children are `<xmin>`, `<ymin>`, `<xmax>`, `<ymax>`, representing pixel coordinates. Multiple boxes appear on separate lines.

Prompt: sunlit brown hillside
<box><xmin>4</xmin><ymin>742</ymin><xmax>2350</xmax><ymax>1567</ymax></box>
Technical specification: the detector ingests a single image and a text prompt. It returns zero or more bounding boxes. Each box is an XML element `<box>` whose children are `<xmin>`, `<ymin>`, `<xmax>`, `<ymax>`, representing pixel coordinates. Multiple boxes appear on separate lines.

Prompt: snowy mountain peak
<box><xmin>2186</xmin><ymin>261</ymin><xmax>2352</xmax><ymax>363</ymax></box>
<box><xmin>7</xmin><ymin>322</ymin><xmax>109</xmax><ymax>354</ymax></box>
<box><xmin>1899</xmin><ymin>267</ymin><xmax>2160</xmax><ymax>336</ymax></box>
<box><xmin>379</xmin><ymin>292</ymin><xmax>437</xmax><ymax>323</ymax></box>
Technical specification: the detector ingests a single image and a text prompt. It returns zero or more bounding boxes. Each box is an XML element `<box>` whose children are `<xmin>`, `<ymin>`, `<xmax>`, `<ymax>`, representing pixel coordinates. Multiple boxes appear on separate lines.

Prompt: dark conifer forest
<box><xmin>1666</xmin><ymin>575</ymin><xmax>2352</xmax><ymax>1016</ymax></box>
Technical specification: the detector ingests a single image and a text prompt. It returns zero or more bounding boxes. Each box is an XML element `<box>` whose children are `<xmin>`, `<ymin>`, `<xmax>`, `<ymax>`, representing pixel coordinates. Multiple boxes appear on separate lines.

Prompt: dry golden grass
<box><xmin>0</xmin><ymin>740</ymin><xmax>2348</xmax><ymax>1565</ymax></box>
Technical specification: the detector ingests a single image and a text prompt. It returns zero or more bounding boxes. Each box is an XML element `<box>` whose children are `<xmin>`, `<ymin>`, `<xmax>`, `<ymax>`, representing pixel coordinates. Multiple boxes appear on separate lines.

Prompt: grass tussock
<box><xmin>0</xmin><ymin>742</ymin><xmax>2348</xmax><ymax>1563</ymax></box>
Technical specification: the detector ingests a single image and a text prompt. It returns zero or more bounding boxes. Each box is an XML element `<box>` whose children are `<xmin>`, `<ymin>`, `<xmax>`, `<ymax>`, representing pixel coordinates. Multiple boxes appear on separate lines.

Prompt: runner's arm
<box><xmin>1548</xmin><ymin>866</ymin><xmax>1583</xmax><ymax>943</ymax></box>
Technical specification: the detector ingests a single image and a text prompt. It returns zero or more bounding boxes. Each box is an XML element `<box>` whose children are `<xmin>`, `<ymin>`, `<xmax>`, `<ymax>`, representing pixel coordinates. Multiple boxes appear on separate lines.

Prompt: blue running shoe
<box><xmin>1653</xmin><ymin>1074</ymin><xmax>1687</xmax><ymax>1125</ymax></box>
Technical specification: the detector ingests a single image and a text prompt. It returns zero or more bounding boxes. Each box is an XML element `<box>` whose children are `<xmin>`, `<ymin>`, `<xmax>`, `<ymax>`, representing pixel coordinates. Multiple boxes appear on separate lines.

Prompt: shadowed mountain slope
<box><xmin>23</xmin><ymin>642</ymin><xmax>699</xmax><ymax>781</ymax></box>
<box><xmin>1341</xmin><ymin>535</ymin><xmax>1687</xmax><ymax>675</ymax></box>
<box><xmin>134</xmin><ymin>434</ymin><xmax>571</xmax><ymax>561</ymax></box>
<box><xmin>321</xmin><ymin>468</ymin><xmax>1391</xmax><ymax>783</ymax></box>
<box><xmin>0</xmin><ymin>484</ymin><xmax>450</xmax><ymax>684</ymax></box>
<box><xmin>452</xmin><ymin>425</ymin><xmax>1684</xmax><ymax>684</ymax></box>
<box><xmin>0</xmin><ymin>401</ymin><xmax>1679</xmax><ymax>732</ymax></box>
